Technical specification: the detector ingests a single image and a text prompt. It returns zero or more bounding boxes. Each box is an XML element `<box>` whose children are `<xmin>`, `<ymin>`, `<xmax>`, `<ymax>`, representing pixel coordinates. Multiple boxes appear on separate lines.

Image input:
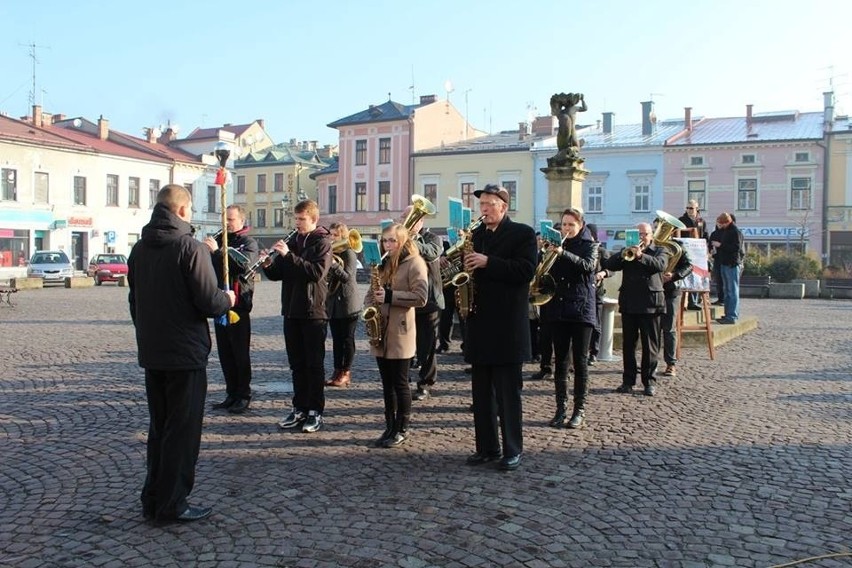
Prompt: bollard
<box><xmin>597</xmin><ymin>298</ymin><xmax>621</xmax><ymax>362</ymax></box>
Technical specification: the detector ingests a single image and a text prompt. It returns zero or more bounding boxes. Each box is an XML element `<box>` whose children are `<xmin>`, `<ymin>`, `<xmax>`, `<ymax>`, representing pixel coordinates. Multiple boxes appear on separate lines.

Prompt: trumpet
<box><xmin>621</xmin><ymin>243</ymin><xmax>645</xmax><ymax>262</ymax></box>
<box><xmin>239</xmin><ymin>228</ymin><xmax>298</xmax><ymax>284</ymax></box>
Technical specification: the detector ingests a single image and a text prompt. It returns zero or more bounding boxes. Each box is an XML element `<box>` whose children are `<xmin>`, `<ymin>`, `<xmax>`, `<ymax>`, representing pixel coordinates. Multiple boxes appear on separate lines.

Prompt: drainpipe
<box><xmin>816</xmin><ymin>137</ymin><xmax>829</xmax><ymax>267</ymax></box>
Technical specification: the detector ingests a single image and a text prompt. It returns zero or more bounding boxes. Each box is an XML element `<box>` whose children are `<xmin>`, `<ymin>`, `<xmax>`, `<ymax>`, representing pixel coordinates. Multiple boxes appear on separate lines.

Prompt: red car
<box><xmin>87</xmin><ymin>254</ymin><xmax>129</xmax><ymax>285</ymax></box>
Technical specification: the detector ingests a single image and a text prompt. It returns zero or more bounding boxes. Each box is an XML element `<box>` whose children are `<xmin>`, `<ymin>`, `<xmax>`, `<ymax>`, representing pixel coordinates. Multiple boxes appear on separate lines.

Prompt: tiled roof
<box><xmin>327</xmin><ymin>100</ymin><xmax>415</xmax><ymax>128</ymax></box>
<box><xmin>46</xmin><ymin>118</ymin><xmax>174</xmax><ymax>163</ymax></box>
<box><xmin>0</xmin><ymin>114</ymin><xmax>92</xmax><ymax>151</ymax></box>
<box><xmin>309</xmin><ymin>156</ymin><xmax>339</xmax><ymax>179</ymax></box>
<box><xmin>185</xmin><ymin>122</ymin><xmax>255</xmax><ymax>140</ymax></box>
<box><xmin>236</xmin><ymin>143</ymin><xmax>328</xmax><ymax>167</ymax></box>
<box><xmin>416</xmin><ymin>130</ymin><xmax>545</xmax><ymax>155</ymax></box>
<box><xmin>667</xmin><ymin>111</ymin><xmax>823</xmax><ymax>146</ymax></box>
<box><xmin>108</xmin><ymin>130</ymin><xmax>202</xmax><ymax>163</ymax></box>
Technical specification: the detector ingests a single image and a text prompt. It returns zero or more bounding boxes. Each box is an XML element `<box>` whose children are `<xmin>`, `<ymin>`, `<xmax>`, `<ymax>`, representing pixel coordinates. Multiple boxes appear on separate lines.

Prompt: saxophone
<box><xmin>360</xmin><ymin>260</ymin><xmax>385</xmax><ymax>348</ymax></box>
<box><xmin>452</xmin><ymin>236</ymin><xmax>476</xmax><ymax>320</ymax></box>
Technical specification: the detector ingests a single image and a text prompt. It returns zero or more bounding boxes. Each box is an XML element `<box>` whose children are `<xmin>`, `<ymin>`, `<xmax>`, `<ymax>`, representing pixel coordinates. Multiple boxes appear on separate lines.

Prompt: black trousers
<box><xmin>471</xmin><ymin>363</ymin><xmax>523</xmax><ymax>459</ymax></box>
<box><xmin>438</xmin><ymin>286</ymin><xmax>456</xmax><ymax>346</ymax></box>
<box><xmin>214</xmin><ymin>311</ymin><xmax>252</xmax><ymax>400</ymax></box>
<box><xmin>621</xmin><ymin>313</ymin><xmax>661</xmax><ymax>387</ymax></box>
<box><xmin>141</xmin><ymin>368</ymin><xmax>206</xmax><ymax>520</ymax></box>
<box><xmin>329</xmin><ymin>316</ymin><xmax>358</xmax><ymax>371</ymax></box>
<box><xmin>538</xmin><ymin>320</ymin><xmax>554</xmax><ymax>371</ymax></box>
<box><xmin>377</xmin><ymin>357</ymin><xmax>412</xmax><ymax>425</ymax></box>
<box><xmin>415</xmin><ymin>310</ymin><xmax>440</xmax><ymax>387</ymax></box>
<box><xmin>552</xmin><ymin>322</ymin><xmax>593</xmax><ymax>406</ymax></box>
<box><xmin>589</xmin><ymin>301</ymin><xmax>603</xmax><ymax>356</ymax></box>
<box><xmin>283</xmin><ymin>317</ymin><xmax>328</xmax><ymax>414</ymax></box>
<box><xmin>529</xmin><ymin>318</ymin><xmax>539</xmax><ymax>359</ymax></box>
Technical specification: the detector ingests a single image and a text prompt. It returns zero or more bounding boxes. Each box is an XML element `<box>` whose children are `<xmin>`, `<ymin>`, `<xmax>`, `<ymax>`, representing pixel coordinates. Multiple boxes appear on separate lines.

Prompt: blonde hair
<box><xmin>380</xmin><ymin>223</ymin><xmax>419</xmax><ymax>286</ymax></box>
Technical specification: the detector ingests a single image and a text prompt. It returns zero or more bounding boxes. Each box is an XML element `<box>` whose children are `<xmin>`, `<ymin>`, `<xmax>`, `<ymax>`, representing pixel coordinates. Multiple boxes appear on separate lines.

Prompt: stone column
<box><xmin>541</xmin><ymin>159</ymin><xmax>589</xmax><ymax>219</ymax></box>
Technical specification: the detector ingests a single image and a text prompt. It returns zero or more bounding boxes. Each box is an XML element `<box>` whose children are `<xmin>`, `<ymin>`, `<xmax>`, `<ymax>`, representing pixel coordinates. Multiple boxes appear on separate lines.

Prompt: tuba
<box><xmin>328</xmin><ymin>229</ymin><xmax>363</xmax><ymax>295</ymax></box>
<box><xmin>653</xmin><ymin>209</ymin><xmax>687</xmax><ymax>272</ymax></box>
<box><xmin>529</xmin><ymin>238</ymin><xmax>563</xmax><ymax>306</ymax></box>
<box><xmin>404</xmin><ymin>193</ymin><xmax>437</xmax><ymax>232</ymax></box>
<box><xmin>360</xmin><ymin>252</ymin><xmax>388</xmax><ymax>348</ymax></box>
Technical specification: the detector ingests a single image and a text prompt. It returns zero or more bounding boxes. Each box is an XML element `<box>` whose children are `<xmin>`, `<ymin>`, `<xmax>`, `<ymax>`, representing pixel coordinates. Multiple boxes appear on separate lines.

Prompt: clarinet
<box><xmin>239</xmin><ymin>229</ymin><xmax>298</xmax><ymax>284</ymax></box>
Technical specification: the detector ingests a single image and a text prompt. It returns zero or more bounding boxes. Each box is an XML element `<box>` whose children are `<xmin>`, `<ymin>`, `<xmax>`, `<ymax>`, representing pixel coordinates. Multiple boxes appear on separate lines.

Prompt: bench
<box><xmin>740</xmin><ymin>275</ymin><xmax>772</xmax><ymax>298</ymax></box>
<box><xmin>824</xmin><ymin>277</ymin><xmax>852</xmax><ymax>299</ymax></box>
<box><xmin>0</xmin><ymin>286</ymin><xmax>18</xmax><ymax>306</ymax></box>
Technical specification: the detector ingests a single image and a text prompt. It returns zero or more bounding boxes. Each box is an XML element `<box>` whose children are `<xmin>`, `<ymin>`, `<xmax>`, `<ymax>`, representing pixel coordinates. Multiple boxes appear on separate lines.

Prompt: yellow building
<box><xmin>825</xmin><ymin>105</ymin><xmax>852</xmax><ymax>267</ymax></box>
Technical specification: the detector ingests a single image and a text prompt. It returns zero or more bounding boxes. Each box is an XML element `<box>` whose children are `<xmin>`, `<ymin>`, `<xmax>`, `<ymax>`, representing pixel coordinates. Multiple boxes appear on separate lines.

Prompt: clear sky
<box><xmin>1</xmin><ymin>0</ymin><xmax>849</xmax><ymax>146</ymax></box>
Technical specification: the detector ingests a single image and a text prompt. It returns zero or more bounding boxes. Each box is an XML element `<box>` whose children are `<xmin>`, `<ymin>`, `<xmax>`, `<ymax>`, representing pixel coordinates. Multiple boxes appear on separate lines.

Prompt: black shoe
<box><xmin>412</xmin><ymin>386</ymin><xmax>430</xmax><ymax>401</ymax></box>
<box><xmin>278</xmin><ymin>409</ymin><xmax>307</xmax><ymax>429</ymax></box>
<box><xmin>615</xmin><ymin>384</ymin><xmax>633</xmax><ymax>394</ymax></box>
<box><xmin>712</xmin><ymin>299</ymin><xmax>724</xmax><ymax>306</ymax></box>
<box><xmin>436</xmin><ymin>343</ymin><xmax>449</xmax><ymax>354</ymax></box>
<box><xmin>716</xmin><ymin>318</ymin><xmax>735</xmax><ymax>325</ymax></box>
<box><xmin>382</xmin><ymin>431</ymin><xmax>408</xmax><ymax>447</ymax></box>
<box><xmin>464</xmin><ymin>366</ymin><xmax>473</xmax><ymax>374</ymax></box>
<box><xmin>530</xmin><ymin>369</ymin><xmax>553</xmax><ymax>381</ymax></box>
<box><xmin>687</xmin><ymin>304</ymin><xmax>701</xmax><ymax>311</ymax></box>
<box><xmin>176</xmin><ymin>506</ymin><xmax>212</xmax><ymax>522</ymax></box>
<box><xmin>644</xmin><ymin>384</ymin><xmax>656</xmax><ymax>396</ymax></box>
<box><xmin>228</xmin><ymin>398</ymin><xmax>250</xmax><ymax>414</ymax></box>
<box><xmin>548</xmin><ymin>409</ymin><xmax>568</xmax><ymax>428</ymax></box>
<box><xmin>499</xmin><ymin>455</ymin><xmax>522</xmax><ymax>471</ymax></box>
<box><xmin>373</xmin><ymin>428</ymin><xmax>394</xmax><ymax>447</ymax></box>
<box><xmin>212</xmin><ymin>395</ymin><xmax>237</xmax><ymax>410</ymax></box>
<box><xmin>588</xmin><ymin>355</ymin><xmax>597</xmax><ymax>366</ymax></box>
<box><xmin>465</xmin><ymin>451</ymin><xmax>502</xmax><ymax>466</ymax></box>
<box><xmin>567</xmin><ymin>409</ymin><xmax>585</xmax><ymax>429</ymax></box>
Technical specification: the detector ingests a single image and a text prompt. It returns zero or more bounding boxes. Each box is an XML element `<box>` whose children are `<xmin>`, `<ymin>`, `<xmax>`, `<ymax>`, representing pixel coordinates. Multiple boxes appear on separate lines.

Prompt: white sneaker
<box><xmin>278</xmin><ymin>409</ymin><xmax>306</xmax><ymax>429</ymax></box>
<box><xmin>302</xmin><ymin>412</ymin><xmax>323</xmax><ymax>433</ymax></box>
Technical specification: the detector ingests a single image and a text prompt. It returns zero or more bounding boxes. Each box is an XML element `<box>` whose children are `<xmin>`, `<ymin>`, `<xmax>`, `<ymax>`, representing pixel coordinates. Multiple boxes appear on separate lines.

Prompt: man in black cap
<box><xmin>462</xmin><ymin>184</ymin><xmax>537</xmax><ymax>471</ymax></box>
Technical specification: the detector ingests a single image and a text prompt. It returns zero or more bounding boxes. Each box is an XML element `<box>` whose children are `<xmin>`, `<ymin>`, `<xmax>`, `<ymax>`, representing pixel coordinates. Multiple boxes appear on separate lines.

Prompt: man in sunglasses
<box><xmin>678</xmin><ymin>200</ymin><xmax>706</xmax><ymax>310</ymax></box>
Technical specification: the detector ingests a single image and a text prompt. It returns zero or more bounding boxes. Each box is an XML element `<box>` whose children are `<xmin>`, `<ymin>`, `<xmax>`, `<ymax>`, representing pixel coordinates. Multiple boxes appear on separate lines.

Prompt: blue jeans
<box><xmin>720</xmin><ymin>264</ymin><xmax>741</xmax><ymax>322</ymax></box>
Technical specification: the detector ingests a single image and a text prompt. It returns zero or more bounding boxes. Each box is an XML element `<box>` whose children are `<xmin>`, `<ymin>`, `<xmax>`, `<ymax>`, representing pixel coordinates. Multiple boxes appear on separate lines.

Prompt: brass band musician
<box><xmin>326</xmin><ymin>222</ymin><xmax>360</xmax><ymax>388</ymax></box>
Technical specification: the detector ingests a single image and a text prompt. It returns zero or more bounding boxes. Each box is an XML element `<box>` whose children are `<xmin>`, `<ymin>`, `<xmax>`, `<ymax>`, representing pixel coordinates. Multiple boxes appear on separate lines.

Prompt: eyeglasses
<box><xmin>381</xmin><ymin>238</ymin><xmax>398</xmax><ymax>243</ymax></box>
<box><xmin>686</xmin><ymin>207</ymin><xmax>696</xmax><ymax>211</ymax></box>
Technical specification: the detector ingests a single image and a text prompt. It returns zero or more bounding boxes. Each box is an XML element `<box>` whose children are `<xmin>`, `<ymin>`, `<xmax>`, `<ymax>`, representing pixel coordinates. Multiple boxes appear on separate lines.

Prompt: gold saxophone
<box><xmin>441</xmin><ymin>215</ymin><xmax>485</xmax><ymax>287</ymax></box>
<box><xmin>360</xmin><ymin>259</ymin><xmax>385</xmax><ymax>348</ymax></box>
<box><xmin>452</xmin><ymin>235</ymin><xmax>476</xmax><ymax>320</ymax></box>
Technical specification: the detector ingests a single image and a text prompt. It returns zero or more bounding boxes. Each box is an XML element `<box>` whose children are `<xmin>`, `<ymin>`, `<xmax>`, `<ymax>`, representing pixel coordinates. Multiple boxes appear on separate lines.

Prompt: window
<box><xmin>742</xmin><ymin>154</ymin><xmax>756</xmax><ymax>164</ymax></box>
<box><xmin>236</xmin><ymin>175</ymin><xmax>246</xmax><ymax>194</ymax></box>
<box><xmin>2</xmin><ymin>168</ymin><xmax>17</xmax><ymax>201</ymax></box>
<box><xmin>690</xmin><ymin>156</ymin><xmax>704</xmax><ymax>166</ymax></box>
<box><xmin>423</xmin><ymin>183</ymin><xmax>437</xmax><ymax>206</ymax></box>
<box><xmin>34</xmin><ymin>172</ymin><xmax>49</xmax><ymax>203</ymax></box>
<box><xmin>207</xmin><ymin>185</ymin><xmax>217</xmax><ymax>213</ymax></box>
<box><xmin>274</xmin><ymin>173</ymin><xmax>284</xmax><ymax>192</ymax></box>
<box><xmin>378</xmin><ymin>138</ymin><xmax>391</xmax><ymax>164</ymax></box>
<box><xmin>687</xmin><ymin>180</ymin><xmax>706</xmax><ymax>209</ymax></box>
<box><xmin>378</xmin><ymin>181</ymin><xmax>391</xmax><ymax>211</ymax></box>
<box><xmin>128</xmin><ymin>177</ymin><xmax>140</xmax><ymax>207</ymax></box>
<box><xmin>355</xmin><ymin>140</ymin><xmax>367</xmax><ymax>165</ymax></box>
<box><xmin>794</xmin><ymin>152</ymin><xmax>809</xmax><ymax>163</ymax></box>
<box><xmin>791</xmin><ymin>178</ymin><xmax>811</xmax><ymax>210</ymax></box>
<box><xmin>0</xmin><ymin>229</ymin><xmax>29</xmax><ymax>267</ymax></box>
<box><xmin>737</xmin><ymin>178</ymin><xmax>757</xmax><ymax>210</ymax></box>
<box><xmin>587</xmin><ymin>185</ymin><xmax>602</xmax><ymax>213</ymax></box>
<box><xmin>461</xmin><ymin>182</ymin><xmax>476</xmax><ymax>209</ymax></box>
<box><xmin>355</xmin><ymin>182</ymin><xmax>367</xmax><ymax>211</ymax></box>
<box><xmin>328</xmin><ymin>185</ymin><xmax>337</xmax><ymax>214</ymax></box>
<box><xmin>257</xmin><ymin>174</ymin><xmax>267</xmax><ymax>193</ymax></box>
<box><xmin>502</xmin><ymin>180</ymin><xmax>518</xmax><ymax>211</ymax></box>
<box><xmin>273</xmin><ymin>208</ymin><xmax>284</xmax><ymax>227</ymax></box>
<box><xmin>632</xmin><ymin>184</ymin><xmax>650</xmax><ymax>212</ymax></box>
<box><xmin>148</xmin><ymin>179</ymin><xmax>160</xmax><ymax>209</ymax></box>
<box><xmin>256</xmin><ymin>208</ymin><xmax>267</xmax><ymax>228</ymax></box>
<box><xmin>106</xmin><ymin>174</ymin><xmax>119</xmax><ymax>206</ymax></box>
<box><xmin>75</xmin><ymin>176</ymin><xmax>88</xmax><ymax>206</ymax></box>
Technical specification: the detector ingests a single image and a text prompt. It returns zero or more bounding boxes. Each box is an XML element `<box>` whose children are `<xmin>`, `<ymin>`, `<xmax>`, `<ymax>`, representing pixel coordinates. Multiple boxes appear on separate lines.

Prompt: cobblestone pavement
<box><xmin>1</xmin><ymin>281</ymin><xmax>851</xmax><ymax>568</ymax></box>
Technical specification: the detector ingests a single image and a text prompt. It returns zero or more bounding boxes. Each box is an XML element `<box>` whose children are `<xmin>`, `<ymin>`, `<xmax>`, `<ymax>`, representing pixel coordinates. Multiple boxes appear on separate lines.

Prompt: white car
<box><xmin>27</xmin><ymin>250</ymin><xmax>74</xmax><ymax>284</ymax></box>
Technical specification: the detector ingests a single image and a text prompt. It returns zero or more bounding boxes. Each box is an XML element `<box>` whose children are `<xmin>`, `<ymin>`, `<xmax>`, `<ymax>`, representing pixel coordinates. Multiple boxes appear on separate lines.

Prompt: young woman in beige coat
<box><xmin>365</xmin><ymin>223</ymin><xmax>428</xmax><ymax>447</ymax></box>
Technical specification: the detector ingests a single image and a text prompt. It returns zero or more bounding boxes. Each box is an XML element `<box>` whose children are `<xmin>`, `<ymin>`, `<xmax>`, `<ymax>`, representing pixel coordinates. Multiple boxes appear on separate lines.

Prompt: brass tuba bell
<box><xmin>328</xmin><ymin>229</ymin><xmax>363</xmax><ymax>295</ymax></box>
<box><xmin>402</xmin><ymin>194</ymin><xmax>436</xmax><ymax>232</ymax></box>
<box><xmin>653</xmin><ymin>209</ymin><xmax>687</xmax><ymax>272</ymax></box>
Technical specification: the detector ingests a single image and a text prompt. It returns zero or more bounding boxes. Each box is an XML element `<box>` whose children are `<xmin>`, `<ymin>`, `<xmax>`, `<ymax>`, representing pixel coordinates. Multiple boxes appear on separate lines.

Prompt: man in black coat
<box><xmin>205</xmin><ymin>205</ymin><xmax>259</xmax><ymax>414</ymax></box>
<box><xmin>462</xmin><ymin>184</ymin><xmax>537</xmax><ymax>471</ymax></box>
<box><xmin>128</xmin><ymin>184</ymin><xmax>235</xmax><ymax>523</ymax></box>
<box><xmin>263</xmin><ymin>200</ymin><xmax>332</xmax><ymax>433</ymax></box>
<box><xmin>661</xmin><ymin>240</ymin><xmax>694</xmax><ymax>377</ymax></box>
<box><xmin>601</xmin><ymin>222</ymin><xmax>669</xmax><ymax>396</ymax></box>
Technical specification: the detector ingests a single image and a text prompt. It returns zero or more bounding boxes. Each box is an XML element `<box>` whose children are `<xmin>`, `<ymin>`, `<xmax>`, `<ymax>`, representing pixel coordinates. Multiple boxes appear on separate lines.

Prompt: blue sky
<box><xmin>1</xmin><ymin>0</ymin><xmax>849</xmax><ymax>146</ymax></box>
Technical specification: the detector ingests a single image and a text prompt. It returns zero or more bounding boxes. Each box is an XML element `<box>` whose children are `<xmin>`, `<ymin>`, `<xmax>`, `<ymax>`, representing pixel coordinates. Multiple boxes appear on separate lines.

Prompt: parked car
<box><xmin>27</xmin><ymin>250</ymin><xmax>74</xmax><ymax>285</ymax></box>
<box><xmin>87</xmin><ymin>253</ymin><xmax>129</xmax><ymax>285</ymax></box>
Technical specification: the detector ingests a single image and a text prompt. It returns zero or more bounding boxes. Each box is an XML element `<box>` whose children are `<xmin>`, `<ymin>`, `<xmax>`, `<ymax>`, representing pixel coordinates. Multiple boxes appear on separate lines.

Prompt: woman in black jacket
<box><xmin>538</xmin><ymin>208</ymin><xmax>599</xmax><ymax>429</ymax></box>
<box><xmin>326</xmin><ymin>222</ymin><xmax>361</xmax><ymax>388</ymax></box>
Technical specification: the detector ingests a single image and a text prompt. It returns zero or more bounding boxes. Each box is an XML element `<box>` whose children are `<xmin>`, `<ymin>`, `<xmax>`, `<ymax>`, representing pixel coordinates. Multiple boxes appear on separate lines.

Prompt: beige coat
<box><xmin>364</xmin><ymin>254</ymin><xmax>428</xmax><ymax>360</ymax></box>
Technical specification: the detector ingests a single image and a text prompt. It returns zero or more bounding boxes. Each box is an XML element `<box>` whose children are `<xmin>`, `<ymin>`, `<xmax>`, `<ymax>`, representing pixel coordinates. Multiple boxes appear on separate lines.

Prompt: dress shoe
<box><xmin>465</xmin><ymin>451</ymin><xmax>502</xmax><ymax>466</ymax></box>
<box><xmin>530</xmin><ymin>369</ymin><xmax>553</xmax><ymax>381</ymax></box>
<box><xmin>176</xmin><ymin>506</ymin><xmax>212</xmax><ymax>522</ymax></box>
<box><xmin>412</xmin><ymin>386</ymin><xmax>430</xmax><ymax>401</ymax></box>
<box><xmin>212</xmin><ymin>395</ymin><xmax>237</xmax><ymax>410</ymax></box>
<box><xmin>716</xmin><ymin>318</ymin><xmax>735</xmax><ymax>325</ymax></box>
<box><xmin>382</xmin><ymin>431</ymin><xmax>408</xmax><ymax>448</ymax></box>
<box><xmin>499</xmin><ymin>455</ymin><xmax>522</xmax><ymax>471</ymax></box>
<box><xmin>567</xmin><ymin>409</ymin><xmax>585</xmax><ymax>429</ymax></box>
<box><xmin>436</xmin><ymin>343</ymin><xmax>449</xmax><ymax>354</ymax></box>
<box><xmin>615</xmin><ymin>383</ymin><xmax>633</xmax><ymax>394</ymax></box>
<box><xmin>228</xmin><ymin>398</ymin><xmax>251</xmax><ymax>414</ymax></box>
<box><xmin>644</xmin><ymin>384</ymin><xmax>657</xmax><ymax>396</ymax></box>
<box><xmin>327</xmin><ymin>370</ymin><xmax>351</xmax><ymax>388</ymax></box>
<box><xmin>588</xmin><ymin>354</ymin><xmax>597</xmax><ymax>366</ymax></box>
<box><xmin>663</xmin><ymin>364</ymin><xmax>677</xmax><ymax>377</ymax></box>
<box><xmin>548</xmin><ymin>408</ymin><xmax>568</xmax><ymax>428</ymax></box>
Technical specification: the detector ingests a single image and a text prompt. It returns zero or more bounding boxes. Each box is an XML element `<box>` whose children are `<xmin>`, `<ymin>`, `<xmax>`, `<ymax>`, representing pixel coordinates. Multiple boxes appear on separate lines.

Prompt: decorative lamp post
<box><xmin>214</xmin><ymin>141</ymin><xmax>239</xmax><ymax>325</ymax></box>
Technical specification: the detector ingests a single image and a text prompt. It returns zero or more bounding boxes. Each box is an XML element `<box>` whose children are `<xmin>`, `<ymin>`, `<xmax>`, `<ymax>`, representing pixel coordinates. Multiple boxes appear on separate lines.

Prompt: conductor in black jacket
<box><xmin>462</xmin><ymin>184</ymin><xmax>537</xmax><ymax>471</ymax></box>
<box><xmin>601</xmin><ymin>222</ymin><xmax>669</xmax><ymax>396</ymax></box>
<box><xmin>128</xmin><ymin>184</ymin><xmax>235</xmax><ymax>523</ymax></box>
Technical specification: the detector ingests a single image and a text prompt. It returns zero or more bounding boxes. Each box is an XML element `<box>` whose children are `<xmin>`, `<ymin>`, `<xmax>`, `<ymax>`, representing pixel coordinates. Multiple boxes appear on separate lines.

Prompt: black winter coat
<box><xmin>326</xmin><ymin>247</ymin><xmax>361</xmax><ymax>318</ymax></box>
<box><xmin>211</xmin><ymin>228</ymin><xmax>259</xmax><ymax>313</ymax></box>
<box><xmin>128</xmin><ymin>204</ymin><xmax>232</xmax><ymax>370</ymax></box>
<box><xmin>539</xmin><ymin>227</ymin><xmax>598</xmax><ymax>327</ymax></box>
<box><xmin>464</xmin><ymin>217</ymin><xmax>537</xmax><ymax>365</ymax></box>
<box><xmin>263</xmin><ymin>227</ymin><xmax>332</xmax><ymax>319</ymax></box>
<box><xmin>715</xmin><ymin>224</ymin><xmax>744</xmax><ymax>267</ymax></box>
<box><xmin>601</xmin><ymin>243</ymin><xmax>669</xmax><ymax>314</ymax></box>
<box><xmin>412</xmin><ymin>228</ymin><xmax>445</xmax><ymax>314</ymax></box>
<box><xmin>663</xmin><ymin>240</ymin><xmax>694</xmax><ymax>298</ymax></box>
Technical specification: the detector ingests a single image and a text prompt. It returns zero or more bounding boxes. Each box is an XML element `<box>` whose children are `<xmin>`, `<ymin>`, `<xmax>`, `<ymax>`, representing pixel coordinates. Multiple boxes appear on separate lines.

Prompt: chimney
<box><xmin>309</xmin><ymin>140</ymin><xmax>317</xmax><ymax>151</ymax></box>
<box><xmin>257</xmin><ymin>119</ymin><xmax>265</xmax><ymax>130</ymax></box>
<box><xmin>602</xmin><ymin>111</ymin><xmax>614</xmax><ymax>135</ymax></box>
<box><xmin>746</xmin><ymin>104</ymin><xmax>753</xmax><ymax>126</ymax></box>
<box><xmin>146</xmin><ymin>127</ymin><xmax>158</xmax><ymax>143</ymax></box>
<box><xmin>51</xmin><ymin>113</ymin><xmax>65</xmax><ymax>124</ymax></box>
<box><xmin>518</xmin><ymin>121</ymin><xmax>529</xmax><ymax>140</ymax></box>
<box><xmin>531</xmin><ymin>115</ymin><xmax>556</xmax><ymax>136</ymax></box>
<box><xmin>32</xmin><ymin>105</ymin><xmax>43</xmax><ymax>128</ymax></box>
<box><xmin>157</xmin><ymin>128</ymin><xmax>176</xmax><ymax>145</ymax></box>
<box><xmin>824</xmin><ymin>91</ymin><xmax>835</xmax><ymax>126</ymax></box>
<box><xmin>419</xmin><ymin>94</ymin><xmax>437</xmax><ymax>105</ymax></box>
<box><xmin>641</xmin><ymin>101</ymin><xmax>654</xmax><ymax>136</ymax></box>
<box><xmin>684</xmin><ymin>107</ymin><xmax>693</xmax><ymax>131</ymax></box>
<box><xmin>98</xmin><ymin>115</ymin><xmax>109</xmax><ymax>140</ymax></box>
